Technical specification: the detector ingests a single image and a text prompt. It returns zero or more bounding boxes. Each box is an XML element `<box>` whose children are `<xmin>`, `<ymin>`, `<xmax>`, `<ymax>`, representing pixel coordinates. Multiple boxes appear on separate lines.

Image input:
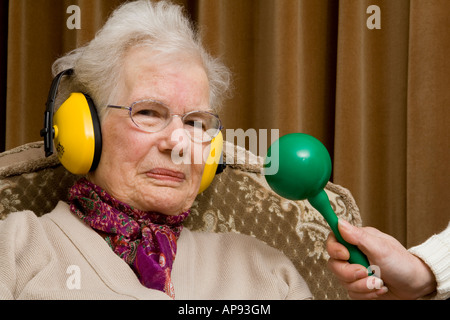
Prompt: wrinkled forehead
<box><xmin>117</xmin><ymin>46</ymin><xmax>210</xmax><ymax>113</ymax></box>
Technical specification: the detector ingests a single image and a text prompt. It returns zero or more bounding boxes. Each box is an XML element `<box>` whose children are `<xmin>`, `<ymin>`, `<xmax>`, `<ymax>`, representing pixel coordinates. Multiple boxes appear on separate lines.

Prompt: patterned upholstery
<box><xmin>0</xmin><ymin>141</ymin><xmax>362</xmax><ymax>300</ymax></box>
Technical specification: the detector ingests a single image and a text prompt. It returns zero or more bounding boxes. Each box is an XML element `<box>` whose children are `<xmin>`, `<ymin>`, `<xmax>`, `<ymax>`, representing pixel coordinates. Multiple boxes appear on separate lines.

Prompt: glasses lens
<box><xmin>130</xmin><ymin>101</ymin><xmax>170</xmax><ymax>131</ymax></box>
<box><xmin>129</xmin><ymin>100</ymin><xmax>221</xmax><ymax>142</ymax></box>
<box><xmin>183</xmin><ymin>111</ymin><xmax>221</xmax><ymax>142</ymax></box>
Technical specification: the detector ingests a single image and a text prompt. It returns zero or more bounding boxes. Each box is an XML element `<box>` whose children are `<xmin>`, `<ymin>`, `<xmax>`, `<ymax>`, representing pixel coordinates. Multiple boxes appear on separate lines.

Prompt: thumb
<box><xmin>337</xmin><ymin>218</ymin><xmax>371</xmax><ymax>254</ymax></box>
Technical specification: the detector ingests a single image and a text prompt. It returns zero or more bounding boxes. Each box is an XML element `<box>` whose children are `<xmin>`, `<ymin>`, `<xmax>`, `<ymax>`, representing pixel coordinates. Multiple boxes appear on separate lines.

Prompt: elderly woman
<box><xmin>0</xmin><ymin>0</ymin><xmax>311</xmax><ymax>300</ymax></box>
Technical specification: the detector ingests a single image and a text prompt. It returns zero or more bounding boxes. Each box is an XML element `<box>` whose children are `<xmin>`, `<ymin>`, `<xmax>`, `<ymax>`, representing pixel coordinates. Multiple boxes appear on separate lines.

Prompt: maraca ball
<box><xmin>264</xmin><ymin>133</ymin><xmax>332</xmax><ymax>200</ymax></box>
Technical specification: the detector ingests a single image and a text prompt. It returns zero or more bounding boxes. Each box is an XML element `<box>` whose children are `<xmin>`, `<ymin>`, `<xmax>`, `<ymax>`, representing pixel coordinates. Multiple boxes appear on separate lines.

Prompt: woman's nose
<box><xmin>158</xmin><ymin>116</ymin><xmax>190</xmax><ymax>155</ymax></box>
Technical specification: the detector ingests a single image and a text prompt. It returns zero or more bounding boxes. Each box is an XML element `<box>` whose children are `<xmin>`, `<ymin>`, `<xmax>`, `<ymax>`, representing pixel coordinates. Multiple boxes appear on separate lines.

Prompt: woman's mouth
<box><xmin>146</xmin><ymin>168</ymin><xmax>186</xmax><ymax>182</ymax></box>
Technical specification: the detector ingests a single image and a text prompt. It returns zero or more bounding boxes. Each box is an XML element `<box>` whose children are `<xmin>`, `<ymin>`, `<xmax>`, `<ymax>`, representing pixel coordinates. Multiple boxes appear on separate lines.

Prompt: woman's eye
<box><xmin>136</xmin><ymin>109</ymin><xmax>155</xmax><ymax>116</ymax></box>
<box><xmin>185</xmin><ymin>120</ymin><xmax>206</xmax><ymax>130</ymax></box>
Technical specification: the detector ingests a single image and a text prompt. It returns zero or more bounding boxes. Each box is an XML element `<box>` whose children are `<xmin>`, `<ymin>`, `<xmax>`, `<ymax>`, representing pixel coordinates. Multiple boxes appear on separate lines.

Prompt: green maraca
<box><xmin>264</xmin><ymin>133</ymin><xmax>370</xmax><ymax>269</ymax></box>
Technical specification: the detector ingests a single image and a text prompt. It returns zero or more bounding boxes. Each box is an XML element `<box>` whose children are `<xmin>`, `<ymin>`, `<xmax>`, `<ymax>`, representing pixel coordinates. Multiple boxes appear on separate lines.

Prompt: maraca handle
<box><xmin>308</xmin><ymin>190</ymin><xmax>371</xmax><ymax>269</ymax></box>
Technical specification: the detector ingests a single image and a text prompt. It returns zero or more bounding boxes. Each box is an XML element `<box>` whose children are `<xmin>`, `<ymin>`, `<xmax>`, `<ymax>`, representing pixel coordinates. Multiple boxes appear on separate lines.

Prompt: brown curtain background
<box><xmin>1</xmin><ymin>0</ymin><xmax>449</xmax><ymax>248</ymax></box>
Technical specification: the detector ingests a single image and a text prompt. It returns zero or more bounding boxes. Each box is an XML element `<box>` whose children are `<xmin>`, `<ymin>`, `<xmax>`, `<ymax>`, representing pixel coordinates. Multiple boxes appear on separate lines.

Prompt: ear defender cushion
<box><xmin>198</xmin><ymin>131</ymin><xmax>224</xmax><ymax>194</ymax></box>
<box><xmin>53</xmin><ymin>92</ymin><xmax>102</xmax><ymax>174</ymax></box>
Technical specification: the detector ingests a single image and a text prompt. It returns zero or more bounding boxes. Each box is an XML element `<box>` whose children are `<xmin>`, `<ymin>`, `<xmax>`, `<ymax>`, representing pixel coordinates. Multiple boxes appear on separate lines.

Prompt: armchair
<box><xmin>0</xmin><ymin>141</ymin><xmax>363</xmax><ymax>299</ymax></box>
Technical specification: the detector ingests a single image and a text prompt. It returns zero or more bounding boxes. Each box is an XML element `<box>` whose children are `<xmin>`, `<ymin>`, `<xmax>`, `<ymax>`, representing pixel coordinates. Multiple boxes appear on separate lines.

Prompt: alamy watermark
<box><xmin>366</xmin><ymin>5</ymin><xmax>381</xmax><ymax>30</ymax></box>
<box><xmin>169</xmin><ymin>128</ymin><xmax>279</xmax><ymax>175</ymax></box>
<box><xmin>66</xmin><ymin>265</ymin><xmax>81</xmax><ymax>290</ymax></box>
<box><xmin>66</xmin><ymin>5</ymin><xmax>81</xmax><ymax>30</ymax></box>
<box><xmin>65</xmin><ymin>3</ymin><xmax>381</xmax><ymax>34</ymax></box>
<box><xmin>366</xmin><ymin>265</ymin><xmax>383</xmax><ymax>290</ymax></box>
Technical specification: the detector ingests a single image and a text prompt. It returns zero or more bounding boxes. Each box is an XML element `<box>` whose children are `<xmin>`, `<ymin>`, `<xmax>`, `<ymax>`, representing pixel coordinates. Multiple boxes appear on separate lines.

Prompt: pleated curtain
<box><xmin>2</xmin><ymin>0</ymin><xmax>449</xmax><ymax>247</ymax></box>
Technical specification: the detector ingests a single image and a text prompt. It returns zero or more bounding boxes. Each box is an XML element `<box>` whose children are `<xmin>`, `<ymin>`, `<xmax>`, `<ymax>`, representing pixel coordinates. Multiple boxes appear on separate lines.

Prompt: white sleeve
<box><xmin>408</xmin><ymin>222</ymin><xmax>450</xmax><ymax>300</ymax></box>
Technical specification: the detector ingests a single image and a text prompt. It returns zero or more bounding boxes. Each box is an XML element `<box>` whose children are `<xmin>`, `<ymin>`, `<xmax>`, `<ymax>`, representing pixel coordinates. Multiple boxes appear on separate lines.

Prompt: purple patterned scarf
<box><xmin>68</xmin><ymin>178</ymin><xmax>189</xmax><ymax>299</ymax></box>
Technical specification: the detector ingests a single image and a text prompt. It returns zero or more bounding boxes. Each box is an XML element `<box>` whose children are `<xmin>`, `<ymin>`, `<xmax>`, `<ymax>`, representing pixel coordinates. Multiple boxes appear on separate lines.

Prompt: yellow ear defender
<box><xmin>40</xmin><ymin>69</ymin><xmax>102</xmax><ymax>175</ymax></box>
<box><xmin>52</xmin><ymin>92</ymin><xmax>102</xmax><ymax>174</ymax></box>
<box><xmin>41</xmin><ymin>69</ymin><xmax>225</xmax><ymax>193</ymax></box>
<box><xmin>198</xmin><ymin>131</ymin><xmax>224</xmax><ymax>194</ymax></box>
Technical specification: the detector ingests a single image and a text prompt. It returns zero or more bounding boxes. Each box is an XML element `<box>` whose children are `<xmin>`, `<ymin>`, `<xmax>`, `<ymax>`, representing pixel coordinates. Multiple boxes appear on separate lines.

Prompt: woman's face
<box><xmin>89</xmin><ymin>46</ymin><xmax>210</xmax><ymax>215</ymax></box>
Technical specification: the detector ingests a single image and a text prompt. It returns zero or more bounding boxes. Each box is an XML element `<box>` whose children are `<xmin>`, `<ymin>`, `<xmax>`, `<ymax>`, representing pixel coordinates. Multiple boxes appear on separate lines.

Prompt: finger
<box><xmin>326</xmin><ymin>233</ymin><xmax>350</xmax><ymax>260</ymax></box>
<box><xmin>345</xmin><ymin>276</ymin><xmax>384</xmax><ymax>293</ymax></box>
<box><xmin>327</xmin><ymin>258</ymin><xmax>368</xmax><ymax>283</ymax></box>
<box><xmin>348</xmin><ymin>289</ymin><xmax>384</xmax><ymax>300</ymax></box>
<box><xmin>348</xmin><ymin>285</ymin><xmax>389</xmax><ymax>300</ymax></box>
<box><xmin>343</xmin><ymin>276</ymin><xmax>389</xmax><ymax>300</ymax></box>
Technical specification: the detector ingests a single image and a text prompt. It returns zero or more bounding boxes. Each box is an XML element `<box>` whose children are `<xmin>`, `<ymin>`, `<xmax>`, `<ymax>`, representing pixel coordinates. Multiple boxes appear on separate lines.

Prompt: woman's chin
<box><xmin>138</xmin><ymin>186</ymin><xmax>196</xmax><ymax>215</ymax></box>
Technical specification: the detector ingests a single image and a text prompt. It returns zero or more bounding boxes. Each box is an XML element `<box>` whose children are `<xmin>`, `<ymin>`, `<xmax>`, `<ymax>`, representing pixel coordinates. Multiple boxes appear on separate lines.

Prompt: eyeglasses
<box><xmin>107</xmin><ymin>100</ymin><xmax>223</xmax><ymax>142</ymax></box>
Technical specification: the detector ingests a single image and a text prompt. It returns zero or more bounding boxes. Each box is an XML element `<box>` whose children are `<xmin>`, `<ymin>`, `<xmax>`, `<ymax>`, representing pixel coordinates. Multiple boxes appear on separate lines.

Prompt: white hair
<box><xmin>52</xmin><ymin>0</ymin><xmax>231</xmax><ymax>119</ymax></box>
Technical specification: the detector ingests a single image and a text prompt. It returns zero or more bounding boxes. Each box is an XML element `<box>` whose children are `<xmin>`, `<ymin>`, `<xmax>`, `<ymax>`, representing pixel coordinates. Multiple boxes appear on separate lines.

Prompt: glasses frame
<box><xmin>107</xmin><ymin>99</ymin><xmax>223</xmax><ymax>142</ymax></box>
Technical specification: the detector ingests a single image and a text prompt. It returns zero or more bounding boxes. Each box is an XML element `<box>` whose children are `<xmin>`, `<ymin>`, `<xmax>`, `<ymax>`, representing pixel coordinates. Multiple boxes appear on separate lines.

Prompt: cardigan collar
<box><xmin>46</xmin><ymin>201</ymin><xmax>172</xmax><ymax>300</ymax></box>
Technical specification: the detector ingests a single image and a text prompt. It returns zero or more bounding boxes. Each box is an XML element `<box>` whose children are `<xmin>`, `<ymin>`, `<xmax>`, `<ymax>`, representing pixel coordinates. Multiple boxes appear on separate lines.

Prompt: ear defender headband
<box><xmin>41</xmin><ymin>69</ymin><xmax>225</xmax><ymax>193</ymax></box>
